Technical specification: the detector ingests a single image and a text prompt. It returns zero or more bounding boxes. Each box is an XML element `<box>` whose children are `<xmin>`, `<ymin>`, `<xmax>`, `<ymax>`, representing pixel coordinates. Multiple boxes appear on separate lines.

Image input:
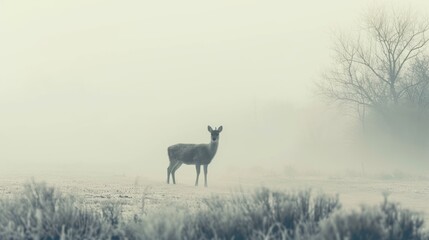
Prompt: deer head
<box><xmin>208</xmin><ymin>125</ymin><xmax>223</xmax><ymax>142</ymax></box>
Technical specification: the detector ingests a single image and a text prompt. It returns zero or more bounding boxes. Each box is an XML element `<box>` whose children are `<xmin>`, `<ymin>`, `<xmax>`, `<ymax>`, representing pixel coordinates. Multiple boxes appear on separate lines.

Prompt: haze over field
<box><xmin>1</xmin><ymin>0</ymin><xmax>429</xmax><ymax>180</ymax></box>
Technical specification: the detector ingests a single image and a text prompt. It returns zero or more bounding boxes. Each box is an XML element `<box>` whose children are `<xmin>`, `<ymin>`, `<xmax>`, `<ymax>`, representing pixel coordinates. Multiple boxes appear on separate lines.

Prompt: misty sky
<box><xmin>1</xmin><ymin>0</ymin><xmax>428</xmax><ymax>177</ymax></box>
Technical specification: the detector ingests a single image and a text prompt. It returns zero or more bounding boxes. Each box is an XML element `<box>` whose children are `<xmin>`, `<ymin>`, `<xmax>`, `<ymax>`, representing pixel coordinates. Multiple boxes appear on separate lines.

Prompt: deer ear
<box><xmin>208</xmin><ymin>126</ymin><xmax>213</xmax><ymax>132</ymax></box>
<box><xmin>218</xmin><ymin>126</ymin><xmax>223</xmax><ymax>132</ymax></box>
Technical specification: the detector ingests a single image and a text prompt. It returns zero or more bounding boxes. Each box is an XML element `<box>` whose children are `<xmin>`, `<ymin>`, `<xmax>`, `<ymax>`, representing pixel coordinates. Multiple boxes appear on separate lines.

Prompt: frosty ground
<box><xmin>0</xmin><ymin>172</ymin><xmax>428</xmax><ymax>226</ymax></box>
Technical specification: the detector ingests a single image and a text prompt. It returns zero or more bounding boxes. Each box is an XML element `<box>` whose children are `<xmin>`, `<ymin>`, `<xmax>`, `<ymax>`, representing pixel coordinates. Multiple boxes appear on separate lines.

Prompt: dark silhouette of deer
<box><xmin>167</xmin><ymin>126</ymin><xmax>223</xmax><ymax>187</ymax></box>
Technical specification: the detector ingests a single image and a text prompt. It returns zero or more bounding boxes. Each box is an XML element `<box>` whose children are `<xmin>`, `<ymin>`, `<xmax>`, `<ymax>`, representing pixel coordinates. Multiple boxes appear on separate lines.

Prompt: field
<box><xmin>0</xmin><ymin>171</ymin><xmax>428</xmax><ymax>239</ymax></box>
<box><xmin>0</xmin><ymin>172</ymin><xmax>427</xmax><ymax>223</ymax></box>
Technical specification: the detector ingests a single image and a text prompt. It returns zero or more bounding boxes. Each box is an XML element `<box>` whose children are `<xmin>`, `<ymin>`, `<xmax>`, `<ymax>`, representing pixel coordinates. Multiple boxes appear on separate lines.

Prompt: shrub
<box><xmin>0</xmin><ymin>181</ymin><xmax>425</xmax><ymax>240</ymax></box>
<box><xmin>0</xmin><ymin>180</ymin><xmax>125</xmax><ymax>239</ymax></box>
<box><xmin>318</xmin><ymin>194</ymin><xmax>426</xmax><ymax>240</ymax></box>
<box><xmin>185</xmin><ymin>188</ymin><xmax>341</xmax><ymax>240</ymax></box>
<box><xmin>125</xmin><ymin>209</ymin><xmax>188</xmax><ymax>240</ymax></box>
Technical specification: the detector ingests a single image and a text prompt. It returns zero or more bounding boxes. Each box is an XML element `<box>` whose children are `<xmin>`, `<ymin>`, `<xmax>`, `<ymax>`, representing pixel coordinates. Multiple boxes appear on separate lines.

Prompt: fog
<box><xmin>1</xmin><ymin>0</ymin><xmax>429</xmax><ymax>180</ymax></box>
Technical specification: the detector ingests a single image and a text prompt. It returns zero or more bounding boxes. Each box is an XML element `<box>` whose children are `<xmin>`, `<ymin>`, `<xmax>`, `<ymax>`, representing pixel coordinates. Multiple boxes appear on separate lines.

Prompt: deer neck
<box><xmin>208</xmin><ymin>140</ymin><xmax>219</xmax><ymax>158</ymax></box>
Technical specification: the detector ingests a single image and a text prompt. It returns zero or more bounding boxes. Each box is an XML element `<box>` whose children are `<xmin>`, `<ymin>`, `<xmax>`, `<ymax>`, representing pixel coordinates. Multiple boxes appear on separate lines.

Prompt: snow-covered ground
<box><xmin>0</xmin><ymin>173</ymin><xmax>428</xmax><ymax>225</ymax></box>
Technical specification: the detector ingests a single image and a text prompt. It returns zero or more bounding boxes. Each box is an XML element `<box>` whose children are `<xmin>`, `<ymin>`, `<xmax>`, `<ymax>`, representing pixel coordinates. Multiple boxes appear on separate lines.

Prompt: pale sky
<box><xmin>1</xmin><ymin>0</ymin><xmax>428</xmax><ymax>177</ymax></box>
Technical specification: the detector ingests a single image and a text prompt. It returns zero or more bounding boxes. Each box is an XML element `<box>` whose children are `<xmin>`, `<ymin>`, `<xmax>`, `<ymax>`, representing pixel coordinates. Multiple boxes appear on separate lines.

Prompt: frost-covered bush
<box><xmin>124</xmin><ymin>205</ymin><xmax>189</xmax><ymax>240</ymax></box>
<box><xmin>184</xmin><ymin>188</ymin><xmax>341</xmax><ymax>240</ymax></box>
<box><xmin>319</xmin><ymin>195</ymin><xmax>426</xmax><ymax>240</ymax></box>
<box><xmin>0</xmin><ymin>181</ymin><xmax>425</xmax><ymax>240</ymax></box>
<box><xmin>0</xmin><ymin>180</ymin><xmax>125</xmax><ymax>239</ymax></box>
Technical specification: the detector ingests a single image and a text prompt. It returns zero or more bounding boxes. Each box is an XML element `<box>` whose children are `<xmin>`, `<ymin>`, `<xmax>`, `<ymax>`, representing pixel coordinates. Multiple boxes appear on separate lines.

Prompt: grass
<box><xmin>186</xmin><ymin>189</ymin><xmax>340</xmax><ymax>239</ymax></box>
<box><xmin>319</xmin><ymin>193</ymin><xmax>425</xmax><ymax>240</ymax></box>
<box><xmin>0</xmin><ymin>180</ymin><xmax>426</xmax><ymax>239</ymax></box>
<box><xmin>0</xmin><ymin>181</ymin><xmax>126</xmax><ymax>239</ymax></box>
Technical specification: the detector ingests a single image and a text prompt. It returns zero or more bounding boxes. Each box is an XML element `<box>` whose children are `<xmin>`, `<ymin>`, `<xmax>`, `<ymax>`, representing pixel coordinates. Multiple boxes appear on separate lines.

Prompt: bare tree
<box><xmin>402</xmin><ymin>57</ymin><xmax>429</xmax><ymax>108</ymax></box>
<box><xmin>321</xmin><ymin>7</ymin><xmax>429</xmax><ymax>122</ymax></box>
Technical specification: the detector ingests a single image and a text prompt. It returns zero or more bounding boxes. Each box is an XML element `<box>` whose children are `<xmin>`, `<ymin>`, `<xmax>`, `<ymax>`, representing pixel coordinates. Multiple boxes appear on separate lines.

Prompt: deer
<box><xmin>167</xmin><ymin>125</ymin><xmax>223</xmax><ymax>187</ymax></box>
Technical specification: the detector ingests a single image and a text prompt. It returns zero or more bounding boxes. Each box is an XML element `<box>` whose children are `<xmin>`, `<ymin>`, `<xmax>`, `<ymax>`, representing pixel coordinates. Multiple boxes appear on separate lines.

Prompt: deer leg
<box><xmin>167</xmin><ymin>161</ymin><xmax>177</xmax><ymax>184</ymax></box>
<box><xmin>167</xmin><ymin>163</ymin><xmax>173</xmax><ymax>184</ymax></box>
<box><xmin>195</xmin><ymin>164</ymin><xmax>201</xmax><ymax>186</ymax></box>
<box><xmin>171</xmin><ymin>162</ymin><xmax>182</xmax><ymax>184</ymax></box>
<box><xmin>171</xmin><ymin>161</ymin><xmax>178</xmax><ymax>184</ymax></box>
<box><xmin>171</xmin><ymin>168</ymin><xmax>176</xmax><ymax>184</ymax></box>
<box><xmin>167</xmin><ymin>166</ymin><xmax>170</xmax><ymax>184</ymax></box>
<box><xmin>203</xmin><ymin>164</ymin><xmax>208</xmax><ymax>187</ymax></box>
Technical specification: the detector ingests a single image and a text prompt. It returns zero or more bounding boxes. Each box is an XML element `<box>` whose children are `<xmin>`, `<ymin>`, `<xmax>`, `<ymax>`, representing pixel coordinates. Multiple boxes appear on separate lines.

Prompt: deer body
<box><xmin>168</xmin><ymin>143</ymin><xmax>218</xmax><ymax>165</ymax></box>
<box><xmin>167</xmin><ymin>126</ymin><xmax>222</xmax><ymax>187</ymax></box>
